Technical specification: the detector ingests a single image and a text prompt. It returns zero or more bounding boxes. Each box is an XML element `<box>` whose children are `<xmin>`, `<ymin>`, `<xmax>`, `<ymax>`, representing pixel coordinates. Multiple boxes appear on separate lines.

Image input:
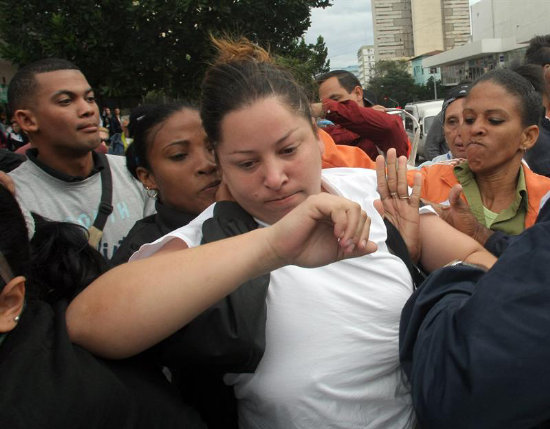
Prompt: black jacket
<box><xmin>111</xmin><ymin>200</ymin><xmax>196</xmax><ymax>265</ymax></box>
<box><xmin>0</xmin><ymin>299</ymin><xmax>205</xmax><ymax>428</ymax></box>
<box><xmin>400</xmin><ymin>200</ymin><xmax>550</xmax><ymax>428</ymax></box>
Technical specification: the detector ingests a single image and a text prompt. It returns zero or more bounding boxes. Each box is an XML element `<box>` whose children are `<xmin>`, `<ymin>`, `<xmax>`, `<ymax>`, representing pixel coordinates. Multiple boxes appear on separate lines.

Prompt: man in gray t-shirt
<box><xmin>7</xmin><ymin>58</ymin><xmax>154</xmax><ymax>259</ymax></box>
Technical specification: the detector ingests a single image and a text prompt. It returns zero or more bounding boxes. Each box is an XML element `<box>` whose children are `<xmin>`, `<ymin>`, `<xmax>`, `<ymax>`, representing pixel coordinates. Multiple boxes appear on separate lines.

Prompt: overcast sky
<box><xmin>304</xmin><ymin>0</ymin><xmax>482</xmax><ymax>69</ymax></box>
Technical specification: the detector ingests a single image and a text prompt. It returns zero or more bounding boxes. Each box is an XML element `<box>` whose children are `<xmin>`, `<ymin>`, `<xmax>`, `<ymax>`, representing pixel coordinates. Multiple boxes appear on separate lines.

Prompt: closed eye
<box><xmin>237</xmin><ymin>160</ymin><xmax>257</xmax><ymax>170</ymax></box>
<box><xmin>280</xmin><ymin>145</ymin><xmax>297</xmax><ymax>155</ymax></box>
<box><xmin>169</xmin><ymin>153</ymin><xmax>188</xmax><ymax>161</ymax></box>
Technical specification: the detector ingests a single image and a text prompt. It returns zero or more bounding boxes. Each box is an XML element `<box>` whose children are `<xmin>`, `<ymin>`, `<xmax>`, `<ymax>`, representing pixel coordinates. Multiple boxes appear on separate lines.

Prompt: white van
<box><xmin>404</xmin><ymin>100</ymin><xmax>443</xmax><ymax>160</ymax></box>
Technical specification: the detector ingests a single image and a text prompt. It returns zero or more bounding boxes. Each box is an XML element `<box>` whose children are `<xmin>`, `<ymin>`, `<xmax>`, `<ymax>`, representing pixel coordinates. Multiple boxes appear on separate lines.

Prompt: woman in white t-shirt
<box><xmin>67</xmin><ymin>38</ymin><xmax>496</xmax><ymax>429</ymax></box>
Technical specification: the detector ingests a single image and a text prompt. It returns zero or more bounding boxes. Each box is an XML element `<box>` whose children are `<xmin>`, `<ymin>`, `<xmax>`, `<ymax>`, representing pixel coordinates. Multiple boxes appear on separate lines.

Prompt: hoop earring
<box><xmin>145</xmin><ymin>186</ymin><xmax>158</xmax><ymax>199</ymax></box>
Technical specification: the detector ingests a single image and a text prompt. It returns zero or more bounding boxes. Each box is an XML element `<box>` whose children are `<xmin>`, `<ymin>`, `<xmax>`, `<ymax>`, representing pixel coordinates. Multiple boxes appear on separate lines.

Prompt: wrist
<box><xmin>473</xmin><ymin>223</ymin><xmax>493</xmax><ymax>246</ymax></box>
<box><xmin>254</xmin><ymin>227</ymin><xmax>289</xmax><ymax>272</ymax></box>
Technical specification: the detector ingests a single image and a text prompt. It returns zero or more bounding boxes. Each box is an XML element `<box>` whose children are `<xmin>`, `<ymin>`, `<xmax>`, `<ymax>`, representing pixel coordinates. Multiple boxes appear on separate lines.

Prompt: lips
<box><xmin>77</xmin><ymin>123</ymin><xmax>99</xmax><ymax>132</ymax></box>
<box><xmin>201</xmin><ymin>179</ymin><xmax>221</xmax><ymax>192</ymax></box>
<box><xmin>265</xmin><ymin>191</ymin><xmax>299</xmax><ymax>204</ymax></box>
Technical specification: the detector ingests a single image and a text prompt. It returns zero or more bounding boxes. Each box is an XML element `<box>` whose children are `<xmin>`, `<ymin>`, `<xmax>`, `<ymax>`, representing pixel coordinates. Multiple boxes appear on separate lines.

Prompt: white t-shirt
<box><xmin>132</xmin><ymin>168</ymin><xmax>415</xmax><ymax>429</ymax></box>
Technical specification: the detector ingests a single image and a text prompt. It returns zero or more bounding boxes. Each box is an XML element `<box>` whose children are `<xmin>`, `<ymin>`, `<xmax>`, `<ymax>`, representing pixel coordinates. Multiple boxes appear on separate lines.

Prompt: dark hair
<box><xmin>526</xmin><ymin>35</ymin><xmax>550</xmax><ymax>66</ymax></box>
<box><xmin>471</xmin><ymin>68</ymin><xmax>543</xmax><ymax>127</ymax></box>
<box><xmin>201</xmin><ymin>37</ymin><xmax>313</xmax><ymax>147</ymax></box>
<box><xmin>315</xmin><ymin>69</ymin><xmax>362</xmax><ymax>94</ymax></box>
<box><xmin>442</xmin><ymin>83</ymin><xmax>471</xmax><ymax>117</ymax></box>
<box><xmin>7</xmin><ymin>58</ymin><xmax>80</xmax><ymax>114</ymax></box>
<box><xmin>0</xmin><ymin>186</ymin><xmax>108</xmax><ymax>302</ymax></box>
<box><xmin>126</xmin><ymin>103</ymin><xmax>196</xmax><ymax>179</ymax></box>
<box><xmin>27</xmin><ymin>215</ymin><xmax>109</xmax><ymax>303</ymax></box>
<box><xmin>0</xmin><ymin>185</ymin><xmax>30</xmax><ymax>294</ymax></box>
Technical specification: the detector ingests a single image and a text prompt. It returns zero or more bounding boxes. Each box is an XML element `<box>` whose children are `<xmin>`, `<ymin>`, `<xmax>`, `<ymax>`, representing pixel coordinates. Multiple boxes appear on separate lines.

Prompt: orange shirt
<box><xmin>319</xmin><ymin>128</ymin><xmax>376</xmax><ymax>169</ymax></box>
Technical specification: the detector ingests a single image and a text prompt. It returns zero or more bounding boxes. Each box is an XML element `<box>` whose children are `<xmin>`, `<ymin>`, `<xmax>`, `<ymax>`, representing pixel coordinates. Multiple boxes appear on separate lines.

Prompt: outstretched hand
<box><xmin>375</xmin><ymin>148</ymin><xmax>422</xmax><ymax>262</ymax></box>
<box><xmin>266</xmin><ymin>193</ymin><xmax>378</xmax><ymax>268</ymax></box>
<box><xmin>427</xmin><ymin>184</ymin><xmax>493</xmax><ymax>245</ymax></box>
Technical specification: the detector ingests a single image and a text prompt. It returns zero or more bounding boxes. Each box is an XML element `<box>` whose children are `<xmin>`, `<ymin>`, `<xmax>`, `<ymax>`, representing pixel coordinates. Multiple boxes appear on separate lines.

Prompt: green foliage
<box><xmin>275</xmin><ymin>36</ymin><xmax>330</xmax><ymax>101</ymax></box>
<box><xmin>368</xmin><ymin>60</ymin><xmax>441</xmax><ymax>107</ymax></box>
<box><xmin>0</xmin><ymin>0</ymin><xmax>332</xmax><ymax>105</ymax></box>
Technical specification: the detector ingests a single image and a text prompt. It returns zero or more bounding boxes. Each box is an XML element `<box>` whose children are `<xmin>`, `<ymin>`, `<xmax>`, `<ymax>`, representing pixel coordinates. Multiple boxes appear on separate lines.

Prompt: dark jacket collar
<box><xmin>26</xmin><ymin>148</ymin><xmax>105</xmax><ymax>182</ymax></box>
<box><xmin>155</xmin><ymin>200</ymin><xmax>196</xmax><ymax>234</ymax></box>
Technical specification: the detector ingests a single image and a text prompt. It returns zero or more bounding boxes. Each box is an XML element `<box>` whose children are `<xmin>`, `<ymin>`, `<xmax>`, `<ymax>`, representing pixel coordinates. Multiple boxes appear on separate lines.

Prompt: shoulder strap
<box><xmin>384</xmin><ymin>218</ymin><xmax>426</xmax><ymax>288</ymax></box>
<box><xmin>88</xmin><ymin>153</ymin><xmax>113</xmax><ymax>248</ymax></box>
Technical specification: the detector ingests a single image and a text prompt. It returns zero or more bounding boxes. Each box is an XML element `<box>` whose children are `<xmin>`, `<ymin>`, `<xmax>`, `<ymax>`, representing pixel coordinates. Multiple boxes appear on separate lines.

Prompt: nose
<box><xmin>455</xmin><ymin>119</ymin><xmax>464</xmax><ymax>143</ymax></box>
<box><xmin>469</xmin><ymin>117</ymin><xmax>486</xmax><ymax>136</ymax></box>
<box><xmin>77</xmin><ymin>97</ymin><xmax>97</xmax><ymax>118</ymax></box>
<box><xmin>196</xmin><ymin>147</ymin><xmax>217</xmax><ymax>176</ymax></box>
<box><xmin>263</xmin><ymin>157</ymin><xmax>288</xmax><ymax>190</ymax></box>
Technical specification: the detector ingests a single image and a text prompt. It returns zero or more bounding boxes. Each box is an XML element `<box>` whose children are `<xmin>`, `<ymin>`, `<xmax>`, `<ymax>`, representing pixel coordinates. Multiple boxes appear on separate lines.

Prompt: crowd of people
<box><xmin>1</xmin><ymin>32</ymin><xmax>550</xmax><ymax>429</ymax></box>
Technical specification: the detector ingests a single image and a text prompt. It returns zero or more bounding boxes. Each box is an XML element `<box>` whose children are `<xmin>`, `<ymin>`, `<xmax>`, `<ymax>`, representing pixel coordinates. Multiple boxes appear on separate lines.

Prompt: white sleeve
<box><xmin>129</xmin><ymin>203</ymin><xmax>216</xmax><ymax>261</ymax></box>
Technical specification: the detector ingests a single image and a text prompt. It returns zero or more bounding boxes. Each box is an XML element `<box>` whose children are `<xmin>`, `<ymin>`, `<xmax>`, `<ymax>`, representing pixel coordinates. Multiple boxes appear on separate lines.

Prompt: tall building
<box><xmin>372</xmin><ymin>0</ymin><xmax>414</xmax><ymax>61</ymax></box>
<box><xmin>357</xmin><ymin>45</ymin><xmax>376</xmax><ymax>87</ymax></box>
<box><xmin>424</xmin><ymin>0</ymin><xmax>550</xmax><ymax>86</ymax></box>
<box><xmin>371</xmin><ymin>0</ymin><xmax>470</xmax><ymax>61</ymax></box>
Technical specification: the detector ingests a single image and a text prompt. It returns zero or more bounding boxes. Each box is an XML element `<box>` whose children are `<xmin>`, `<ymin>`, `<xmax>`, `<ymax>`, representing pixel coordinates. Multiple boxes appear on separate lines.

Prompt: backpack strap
<box><xmin>384</xmin><ymin>218</ymin><xmax>427</xmax><ymax>288</ymax></box>
<box><xmin>88</xmin><ymin>153</ymin><xmax>113</xmax><ymax>248</ymax></box>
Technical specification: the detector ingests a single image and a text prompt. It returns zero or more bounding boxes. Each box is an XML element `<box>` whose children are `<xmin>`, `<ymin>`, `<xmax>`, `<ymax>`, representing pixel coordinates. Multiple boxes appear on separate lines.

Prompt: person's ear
<box><xmin>0</xmin><ymin>276</ymin><xmax>26</xmax><ymax>333</ymax></box>
<box><xmin>351</xmin><ymin>85</ymin><xmax>364</xmax><ymax>103</ymax></box>
<box><xmin>13</xmin><ymin>109</ymin><xmax>38</xmax><ymax>134</ymax></box>
<box><xmin>136</xmin><ymin>166</ymin><xmax>157</xmax><ymax>191</ymax></box>
<box><xmin>520</xmin><ymin>124</ymin><xmax>539</xmax><ymax>151</ymax></box>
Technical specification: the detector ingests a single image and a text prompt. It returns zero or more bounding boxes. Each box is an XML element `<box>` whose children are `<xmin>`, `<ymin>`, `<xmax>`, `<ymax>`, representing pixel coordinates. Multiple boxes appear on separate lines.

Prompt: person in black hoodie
<box><xmin>111</xmin><ymin>103</ymin><xmax>220</xmax><ymax>265</ymax></box>
<box><xmin>0</xmin><ymin>183</ymin><xmax>205</xmax><ymax>428</ymax></box>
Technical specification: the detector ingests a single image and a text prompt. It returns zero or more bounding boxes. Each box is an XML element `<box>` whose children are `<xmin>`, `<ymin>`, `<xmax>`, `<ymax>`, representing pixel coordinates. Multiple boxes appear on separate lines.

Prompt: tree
<box><xmin>276</xmin><ymin>36</ymin><xmax>330</xmax><ymax>100</ymax></box>
<box><xmin>368</xmin><ymin>60</ymin><xmax>441</xmax><ymax>107</ymax></box>
<box><xmin>0</xmin><ymin>0</ymin><xmax>332</xmax><ymax>104</ymax></box>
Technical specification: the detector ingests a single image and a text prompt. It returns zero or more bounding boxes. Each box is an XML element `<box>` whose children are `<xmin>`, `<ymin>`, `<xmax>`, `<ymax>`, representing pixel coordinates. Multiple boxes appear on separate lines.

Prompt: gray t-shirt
<box><xmin>10</xmin><ymin>153</ymin><xmax>155</xmax><ymax>259</ymax></box>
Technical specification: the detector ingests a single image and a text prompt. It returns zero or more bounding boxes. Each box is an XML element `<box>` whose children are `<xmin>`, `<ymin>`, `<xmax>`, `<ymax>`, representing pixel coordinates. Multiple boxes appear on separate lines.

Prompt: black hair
<box><xmin>7</xmin><ymin>58</ymin><xmax>80</xmax><ymax>114</ymax></box>
<box><xmin>0</xmin><ymin>185</ymin><xmax>30</xmax><ymax>294</ymax></box>
<box><xmin>526</xmin><ymin>35</ymin><xmax>550</xmax><ymax>66</ymax></box>
<box><xmin>201</xmin><ymin>37</ymin><xmax>313</xmax><ymax>147</ymax></box>
<box><xmin>0</xmin><ymin>186</ymin><xmax>108</xmax><ymax>302</ymax></box>
<box><xmin>27</xmin><ymin>214</ymin><xmax>109</xmax><ymax>303</ymax></box>
<box><xmin>126</xmin><ymin>102</ymin><xmax>196</xmax><ymax>180</ymax></box>
<box><xmin>471</xmin><ymin>68</ymin><xmax>543</xmax><ymax>127</ymax></box>
<box><xmin>442</xmin><ymin>83</ymin><xmax>471</xmax><ymax>118</ymax></box>
<box><xmin>315</xmin><ymin>70</ymin><xmax>362</xmax><ymax>94</ymax></box>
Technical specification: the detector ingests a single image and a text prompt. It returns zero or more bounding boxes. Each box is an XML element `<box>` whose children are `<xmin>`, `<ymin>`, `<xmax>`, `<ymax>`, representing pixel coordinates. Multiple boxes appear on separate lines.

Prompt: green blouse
<box><xmin>454</xmin><ymin>162</ymin><xmax>527</xmax><ymax>235</ymax></box>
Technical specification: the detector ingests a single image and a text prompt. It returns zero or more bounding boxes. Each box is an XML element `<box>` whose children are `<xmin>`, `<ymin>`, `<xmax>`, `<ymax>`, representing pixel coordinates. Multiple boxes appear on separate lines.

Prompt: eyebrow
<box><xmin>228</xmin><ymin>127</ymin><xmax>299</xmax><ymax>154</ymax></box>
<box><xmin>165</xmin><ymin>139</ymin><xmax>190</xmax><ymax>147</ymax></box>
<box><xmin>51</xmin><ymin>88</ymin><xmax>94</xmax><ymax>98</ymax></box>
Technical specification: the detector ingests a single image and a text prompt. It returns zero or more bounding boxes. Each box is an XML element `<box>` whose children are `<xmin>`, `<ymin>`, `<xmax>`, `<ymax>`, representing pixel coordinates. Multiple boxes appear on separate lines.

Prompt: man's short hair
<box><xmin>526</xmin><ymin>35</ymin><xmax>550</xmax><ymax>66</ymax></box>
<box><xmin>316</xmin><ymin>70</ymin><xmax>362</xmax><ymax>94</ymax></box>
<box><xmin>7</xmin><ymin>58</ymin><xmax>80</xmax><ymax>114</ymax></box>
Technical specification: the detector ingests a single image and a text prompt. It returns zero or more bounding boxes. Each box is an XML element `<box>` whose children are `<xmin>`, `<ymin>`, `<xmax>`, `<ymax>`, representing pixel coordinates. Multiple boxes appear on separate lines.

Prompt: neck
<box><xmin>474</xmin><ymin>158</ymin><xmax>522</xmax><ymax>211</ymax></box>
<box><xmin>37</xmin><ymin>147</ymin><xmax>94</xmax><ymax>177</ymax></box>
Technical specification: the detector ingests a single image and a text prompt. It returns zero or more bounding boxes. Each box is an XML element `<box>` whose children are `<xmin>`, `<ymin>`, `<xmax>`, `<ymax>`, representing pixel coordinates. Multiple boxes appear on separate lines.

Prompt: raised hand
<box><xmin>266</xmin><ymin>193</ymin><xmax>378</xmax><ymax>268</ymax></box>
<box><xmin>375</xmin><ymin>148</ymin><xmax>422</xmax><ymax>262</ymax></box>
<box><xmin>428</xmin><ymin>184</ymin><xmax>493</xmax><ymax>245</ymax></box>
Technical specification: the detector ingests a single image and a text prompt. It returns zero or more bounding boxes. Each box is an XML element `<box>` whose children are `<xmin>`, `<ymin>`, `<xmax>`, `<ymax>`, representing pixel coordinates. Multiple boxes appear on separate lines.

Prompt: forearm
<box><xmin>66</xmin><ymin>228</ymin><xmax>279</xmax><ymax>359</ymax></box>
<box><xmin>419</xmin><ymin>214</ymin><xmax>496</xmax><ymax>272</ymax></box>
